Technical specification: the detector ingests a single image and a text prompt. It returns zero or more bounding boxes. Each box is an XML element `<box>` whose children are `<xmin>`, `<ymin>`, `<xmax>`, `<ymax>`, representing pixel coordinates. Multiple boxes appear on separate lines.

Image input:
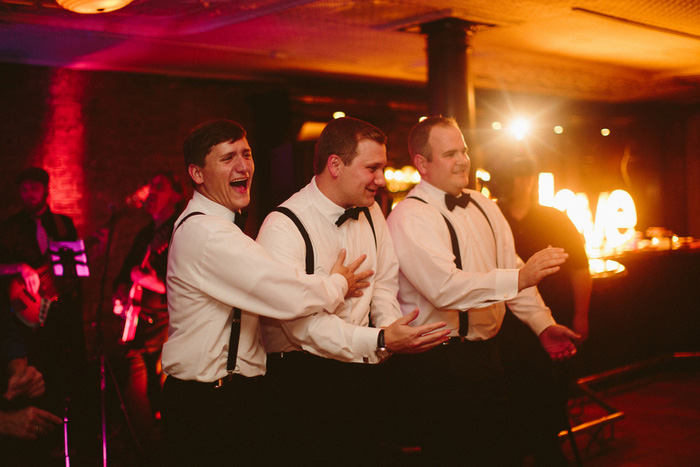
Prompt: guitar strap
<box><xmin>53</xmin><ymin>213</ymin><xmax>68</xmax><ymax>240</ymax></box>
<box><xmin>173</xmin><ymin>211</ymin><xmax>242</xmax><ymax>374</ymax></box>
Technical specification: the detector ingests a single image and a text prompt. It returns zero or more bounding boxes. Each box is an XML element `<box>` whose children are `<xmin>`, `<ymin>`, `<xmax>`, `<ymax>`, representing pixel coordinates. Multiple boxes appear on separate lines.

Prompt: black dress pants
<box><xmin>262</xmin><ymin>352</ymin><xmax>383</xmax><ymax>467</ymax></box>
<box><xmin>385</xmin><ymin>338</ymin><xmax>514</xmax><ymax>466</ymax></box>
<box><xmin>161</xmin><ymin>374</ymin><xmax>262</xmax><ymax>466</ymax></box>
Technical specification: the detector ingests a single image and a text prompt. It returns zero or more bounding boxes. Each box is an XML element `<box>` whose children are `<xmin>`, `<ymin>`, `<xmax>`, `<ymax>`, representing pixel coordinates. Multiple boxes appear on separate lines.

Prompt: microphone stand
<box><xmin>93</xmin><ymin>205</ymin><xmax>119</xmax><ymax>467</ymax></box>
<box><xmin>92</xmin><ymin>187</ymin><xmax>152</xmax><ymax>466</ymax></box>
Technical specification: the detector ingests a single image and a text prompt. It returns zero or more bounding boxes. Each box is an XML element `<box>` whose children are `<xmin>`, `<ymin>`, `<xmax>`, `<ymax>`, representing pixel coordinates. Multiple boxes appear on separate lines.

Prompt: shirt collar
<box><xmin>189</xmin><ymin>190</ymin><xmax>237</xmax><ymax>222</ymax></box>
<box><xmin>309</xmin><ymin>177</ymin><xmax>350</xmax><ymax>226</ymax></box>
<box><xmin>416</xmin><ymin>180</ymin><xmax>466</xmax><ymax>211</ymax></box>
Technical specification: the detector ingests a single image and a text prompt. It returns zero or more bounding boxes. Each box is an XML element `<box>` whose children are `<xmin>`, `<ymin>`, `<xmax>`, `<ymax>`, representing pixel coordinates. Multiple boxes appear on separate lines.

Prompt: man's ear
<box><xmin>188</xmin><ymin>164</ymin><xmax>203</xmax><ymax>186</ymax></box>
<box><xmin>413</xmin><ymin>154</ymin><xmax>428</xmax><ymax>176</ymax></box>
<box><xmin>327</xmin><ymin>155</ymin><xmax>342</xmax><ymax>178</ymax></box>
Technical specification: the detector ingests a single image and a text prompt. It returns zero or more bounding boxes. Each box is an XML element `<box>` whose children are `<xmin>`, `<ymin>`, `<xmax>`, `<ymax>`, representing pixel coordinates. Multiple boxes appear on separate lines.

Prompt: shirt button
<box><xmin>504</xmin><ymin>294</ymin><xmax>509</xmax><ymax>298</ymax></box>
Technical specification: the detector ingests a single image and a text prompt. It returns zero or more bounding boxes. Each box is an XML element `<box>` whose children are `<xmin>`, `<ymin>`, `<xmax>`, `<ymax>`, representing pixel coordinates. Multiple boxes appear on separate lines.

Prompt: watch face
<box><xmin>376</xmin><ymin>347</ymin><xmax>391</xmax><ymax>359</ymax></box>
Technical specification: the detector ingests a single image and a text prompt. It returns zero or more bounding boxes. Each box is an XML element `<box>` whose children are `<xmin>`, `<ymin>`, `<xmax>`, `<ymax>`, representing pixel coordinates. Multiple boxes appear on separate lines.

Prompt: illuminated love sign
<box><xmin>538</xmin><ymin>173</ymin><xmax>637</xmax><ymax>255</ymax></box>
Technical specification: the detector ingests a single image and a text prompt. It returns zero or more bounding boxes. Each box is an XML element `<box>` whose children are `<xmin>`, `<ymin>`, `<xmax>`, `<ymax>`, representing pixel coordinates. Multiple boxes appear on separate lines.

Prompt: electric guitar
<box><xmin>114</xmin><ymin>225</ymin><xmax>171</xmax><ymax>343</ymax></box>
<box><xmin>8</xmin><ymin>263</ymin><xmax>60</xmax><ymax>328</ymax></box>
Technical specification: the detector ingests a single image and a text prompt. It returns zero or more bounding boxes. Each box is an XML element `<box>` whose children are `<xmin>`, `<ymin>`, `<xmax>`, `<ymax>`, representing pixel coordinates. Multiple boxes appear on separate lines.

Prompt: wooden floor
<box><xmin>561</xmin><ymin>355</ymin><xmax>700</xmax><ymax>467</ymax></box>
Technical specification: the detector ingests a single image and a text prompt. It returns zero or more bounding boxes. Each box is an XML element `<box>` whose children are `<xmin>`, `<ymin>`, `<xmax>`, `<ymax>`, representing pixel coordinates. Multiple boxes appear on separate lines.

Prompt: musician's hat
<box><xmin>16</xmin><ymin>167</ymin><xmax>49</xmax><ymax>187</ymax></box>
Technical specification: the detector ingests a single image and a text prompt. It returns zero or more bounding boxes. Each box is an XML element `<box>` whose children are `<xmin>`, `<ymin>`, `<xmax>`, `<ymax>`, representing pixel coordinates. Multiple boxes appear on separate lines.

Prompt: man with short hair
<box><xmin>386</xmin><ymin>116</ymin><xmax>579</xmax><ymax>464</ymax></box>
<box><xmin>257</xmin><ymin>117</ymin><xmax>449</xmax><ymax>465</ymax></box>
<box><xmin>496</xmin><ymin>156</ymin><xmax>592</xmax><ymax>466</ymax></box>
<box><xmin>161</xmin><ymin>119</ymin><xmax>371</xmax><ymax>465</ymax></box>
<box><xmin>0</xmin><ymin>167</ymin><xmax>84</xmax><ymax>432</ymax></box>
<box><xmin>112</xmin><ymin>171</ymin><xmax>186</xmax><ymax>462</ymax></box>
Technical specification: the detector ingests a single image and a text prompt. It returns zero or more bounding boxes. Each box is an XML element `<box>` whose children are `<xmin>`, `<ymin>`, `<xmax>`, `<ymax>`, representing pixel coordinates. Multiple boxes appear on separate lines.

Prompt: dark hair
<box><xmin>408</xmin><ymin>116</ymin><xmax>459</xmax><ymax>161</ymax></box>
<box><xmin>153</xmin><ymin>170</ymin><xmax>187</xmax><ymax>211</ymax></box>
<box><xmin>183</xmin><ymin>119</ymin><xmax>247</xmax><ymax>169</ymax></box>
<box><xmin>16</xmin><ymin>167</ymin><xmax>49</xmax><ymax>187</ymax></box>
<box><xmin>314</xmin><ymin>117</ymin><xmax>386</xmax><ymax>175</ymax></box>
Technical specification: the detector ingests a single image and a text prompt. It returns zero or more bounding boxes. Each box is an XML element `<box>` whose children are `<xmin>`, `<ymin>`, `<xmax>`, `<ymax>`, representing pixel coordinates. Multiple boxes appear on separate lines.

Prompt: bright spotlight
<box><xmin>601</xmin><ymin>128</ymin><xmax>610</xmax><ymax>136</ymax></box>
<box><xmin>333</xmin><ymin>111</ymin><xmax>346</xmax><ymax>119</ymax></box>
<box><xmin>491</xmin><ymin>121</ymin><xmax>502</xmax><ymax>130</ymax></box>
<box><xmin>509</xmin><ymin>118</ymin><xmax>530</xmax><ymax>141</ymax></box>
<box><xmin>419</xmin><ymin>116</ymin><xmax>427</xmax><ymax>122</ymax></box>
<box><xmin>554</xmin><ymin>126</ymin><xmax>564</xmax><ymax>134</ymax></box>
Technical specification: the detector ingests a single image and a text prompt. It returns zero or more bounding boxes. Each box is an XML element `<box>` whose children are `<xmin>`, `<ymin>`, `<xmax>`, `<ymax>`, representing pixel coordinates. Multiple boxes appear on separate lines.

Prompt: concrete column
<box><xmin>421</xmin><ymin>18</ymin><xmax>481</xmax><ymax>180</ymax></box>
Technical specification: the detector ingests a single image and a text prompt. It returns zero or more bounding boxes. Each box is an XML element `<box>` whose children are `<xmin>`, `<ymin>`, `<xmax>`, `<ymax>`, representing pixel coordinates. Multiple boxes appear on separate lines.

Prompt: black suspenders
<box><xmin>273</xmin><ymin>206</ymin><xmax>377</xmax><ymax>275</ymax></box>
<box><xmin>173</xmin><ymin>211</ymin><xmax>242</xmax><ymax>374</ymax></box>
<box><xmin>406</xmin><ymin>194</ymin><xmax>498</xmax><ymax>337</ymax></box>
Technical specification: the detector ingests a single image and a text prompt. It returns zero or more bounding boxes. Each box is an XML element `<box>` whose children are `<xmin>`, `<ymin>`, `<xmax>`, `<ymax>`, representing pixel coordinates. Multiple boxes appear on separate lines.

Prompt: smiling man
<box><xmin>160</xmin><ymin>119</ymin><xmax>373</xmax><ymax>465</ymax></box>
<box><xmin>257</xmin><ymin>117</ymin><xmax>448</xmax><ymax>465</ymax></box>
<box><xmin>386</xmin><ymin>116</ymin><xmax>579</xmax><ymax>465</ymax></box>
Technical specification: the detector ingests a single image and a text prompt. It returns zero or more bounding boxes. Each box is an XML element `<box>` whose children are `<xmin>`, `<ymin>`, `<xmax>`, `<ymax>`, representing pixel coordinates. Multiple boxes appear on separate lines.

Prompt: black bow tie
<box><xmin>445</xmin><ymin>193</ymin><xmax>471</xmax><ymax>211</ymax></box>
<box><xmin>234</xmin><ymin>210</ymin><xmax>248</xmax><ymax>231</ymax></box>
<box><xmin>336</xmin><ymin>207</ymin><xmax>368</xmax><ymax>227</ymax></box>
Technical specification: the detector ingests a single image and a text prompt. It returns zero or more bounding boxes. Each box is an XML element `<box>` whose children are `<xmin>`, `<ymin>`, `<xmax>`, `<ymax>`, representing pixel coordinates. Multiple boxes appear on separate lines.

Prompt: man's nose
<box><xmin>375</xmin><ymin>171</ymin><xmax>387</xmax><ymax>187</ymax></box>
<box><xmin>233</xmin><ymin>156</ymin><xmax>251</xmax><ymax>174</ymax></box>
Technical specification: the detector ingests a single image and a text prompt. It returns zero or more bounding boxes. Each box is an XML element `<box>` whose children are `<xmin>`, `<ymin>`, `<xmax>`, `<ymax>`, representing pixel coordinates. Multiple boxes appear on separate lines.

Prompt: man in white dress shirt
<box><xmin>257</xmin><ymin>117</ymin><xmax>449</xmax><ymax>465</ymax></box>
<box><xmin>386</xmin><ymin>116</ymin><xmax>579</xmax><ymax>465</ymax></box>
<box><xmin>161</xmin><ymin>119</ymin><xmax>371</xmax><ymax>465</ymax></box>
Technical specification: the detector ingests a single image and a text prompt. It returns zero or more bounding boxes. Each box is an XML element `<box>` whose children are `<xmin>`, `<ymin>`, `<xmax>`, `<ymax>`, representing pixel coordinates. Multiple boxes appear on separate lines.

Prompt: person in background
<box><xmin>161</xmin><ymin>119</ymin><xmax>372</xmax><ymax>465</ymax></box>
<box><xmin>496</xmin><ymin>156</ymin><xmax>592</xmax><ymax>466</ymax></box>
<box><xmin>1</xmin><ymin>298</ymin><xmax>63</xmax><ymax>466</ymax></box>
<box><xmin>112</xmin><ymin>171</ymin><xmax>186</xmax><ymax>463</ymax></box>
<box><xmin>257</xmin><ymin>117</ymin><xmax>449</xmax><ymax>466</ymax></box>
<box><xmin>0</xmin><ymin>167</ymin><xmax>85</xmax><ymax>459</ymax></box>
<box><xmin>386</xmin><ymin>117</ymin><xmax>579</xmax><ymax>465</ymax></box>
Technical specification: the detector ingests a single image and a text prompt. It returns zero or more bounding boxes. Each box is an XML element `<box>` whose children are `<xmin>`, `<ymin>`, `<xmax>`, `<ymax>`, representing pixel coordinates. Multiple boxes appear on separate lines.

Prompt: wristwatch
<box><xmin>375</xmin><ymin>329</ymin><xmax>391</xmax><ymax>359</ymax></box>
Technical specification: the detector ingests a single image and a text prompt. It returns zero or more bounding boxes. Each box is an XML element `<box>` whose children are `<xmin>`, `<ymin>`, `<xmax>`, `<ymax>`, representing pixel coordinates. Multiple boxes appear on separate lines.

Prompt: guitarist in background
<box><xmin>0</xmin><ymin>167</ymin><xmax>85</xmax><ymax>460</ymax></box>
<box><xmin>112</xmin><ymin>171</ymin><xmax>185</xmax><ymax>463</ymax></box>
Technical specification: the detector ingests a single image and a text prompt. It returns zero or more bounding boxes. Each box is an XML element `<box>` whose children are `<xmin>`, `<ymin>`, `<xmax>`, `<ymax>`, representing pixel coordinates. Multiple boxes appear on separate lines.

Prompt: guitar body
<box><xmin>114</xmin><ymin>218</ymin><xmax>172</xmax><ymax>343</ymax></box>
<box><xmin>8</xmin><ymin>264</ymin><xmax>60</xmax><ymax>328</ymax></box>
<box><xmin>120</xmin><ymin>282</ymin><xmax>143</xmax><ymax>343</ymax></box>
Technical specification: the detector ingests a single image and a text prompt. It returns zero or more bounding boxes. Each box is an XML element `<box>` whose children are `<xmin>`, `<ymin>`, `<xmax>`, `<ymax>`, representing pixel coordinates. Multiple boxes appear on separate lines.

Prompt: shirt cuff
<box><xmin>351</xmin><ymin>326</ymin><xmax>382</xmax><ymax>364</ymax></box>
<box><xmin>494</xmin><ymin>269</ymin><xmax>519</xmax><ymax>301</ymax></box>
<box><xmin>330</xmin><ymin>273</ymin><xmax>349</xmax><ymax>297</ymax></box>
<box><xmin>527</xmin><ymin>310</ymin><xmax>557</xmax><ymax>336</ymax></box>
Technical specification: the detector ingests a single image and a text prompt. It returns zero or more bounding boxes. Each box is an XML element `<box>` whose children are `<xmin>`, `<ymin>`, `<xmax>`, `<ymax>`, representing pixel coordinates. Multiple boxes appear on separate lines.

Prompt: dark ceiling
<box><xmin>1</xmin><ymin>0</ymin><xmax>699</xmax><ymax>102</ymax></box>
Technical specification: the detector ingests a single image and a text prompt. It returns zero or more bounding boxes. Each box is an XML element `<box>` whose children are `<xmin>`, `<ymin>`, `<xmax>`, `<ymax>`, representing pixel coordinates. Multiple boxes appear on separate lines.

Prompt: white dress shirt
<box><xmin>257</xmin><ymin>177</ymin><xmax>402</xmax><ymax>363</ymax></box>
<box><xmin>386</xmin><ymin>180</ymin><xmax>555</xmax><ymax>340</ymax></box>
<box><xmin>162</xmin><ymin>191</ymin><xmax>348</xmax><ymax>382</ymax></box>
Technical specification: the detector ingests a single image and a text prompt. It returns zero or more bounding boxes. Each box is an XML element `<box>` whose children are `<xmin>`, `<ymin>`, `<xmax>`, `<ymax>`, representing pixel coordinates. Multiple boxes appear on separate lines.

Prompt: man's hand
<box><xmin>19</xmin><ymin>264</ymin><xmax>40</xmax><ymax>296</ymax></box>
<box><xmin>0</xmin><ymin>407</ymin><xmax>62</xmax><ymax>440</ymax></box>
<box><xmin>130</xmin><ymin>265</ymin><xmax>165</xmax><ymax>294</ymax></box>
<box><xmin>331</xmin><ymin>249</ymin><xmax>374</xmax><ymax>299</ymax></box>
<box><xmin>518</xmin><ymin>246</ymin><xmax>568</xmax><ymax>291</ymax></box>
<box><xmin>4</xmin><ymin>359</ymin><xmax>45</xmax><ymax>401</ymax></box>
<box><xmin>538</xmin><ymin>324</ymin><xmax>580</xmax><ymax>361</ymax></box>
<box><xmin>572</xmin><ymin>313</ymin><xmax>589</xmax><ymax>344</ymax></box>
<box><xmin>384</xmin><ymin>309</ymin><xmax>450</xmax><ymax>353</ymax></box>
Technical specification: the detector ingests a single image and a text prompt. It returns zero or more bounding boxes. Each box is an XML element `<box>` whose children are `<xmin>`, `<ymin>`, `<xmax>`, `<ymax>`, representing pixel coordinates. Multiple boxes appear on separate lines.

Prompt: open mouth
<box><xmin>230</xmin><ymin>177</ymin><xmax>248</xmax><ymax>190</ymax></box>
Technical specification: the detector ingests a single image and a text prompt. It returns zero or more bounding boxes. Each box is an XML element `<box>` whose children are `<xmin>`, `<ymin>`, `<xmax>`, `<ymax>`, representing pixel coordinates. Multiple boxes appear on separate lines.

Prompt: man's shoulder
<box><xmin>278</xmin><ymin>184</ymin><xmax>314</xmax><ymax>212</ymax></box>
<box><xmin>389</xmin><ymin>190</ymin><xmax>439</xmax><ymax>217</ymax></box>
<box><xmin>2</xmin><ymin>209</ymin><xmax>29</xmax><ymax>226</ymax></box>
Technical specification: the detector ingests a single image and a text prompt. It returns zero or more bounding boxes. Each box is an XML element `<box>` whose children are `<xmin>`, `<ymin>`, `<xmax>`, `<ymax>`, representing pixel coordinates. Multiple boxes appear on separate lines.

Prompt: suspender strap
<box><xmin>274</xmin><ymin>206</ymin><xmax>378</xmax><ymax>274</ymax></box>
<box><xmin>173</xmin><ymin>210</ymin><xmax>242</xmax><ymax>373</ymax></box>
<box><xmin>174</xmin><ymin>211</ymin><xmax>205</xmax><ymax>232</ymax></box>
<box><xmin>469</xmin><ymin>199</ymin><xmax>496</xmax><ymax>251</ymax></box>
<box><xmin>274</xmin><ymin>207</ymin><xmax>314</xmax><ymax>274</ymax></box>
<box><xmin>406</xmin><ymin>196</ymin><xmax>473</xmax><ymax>336</ymax></box>
<box><xmin>406</xmin><ymin>197</ymin><xmax>462</xmax><ymax>269</ymax></box>
<box><xmin>362</xmin><ymin>207</ymin><xmax>377</xmax><ymax>249</ymax></box>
